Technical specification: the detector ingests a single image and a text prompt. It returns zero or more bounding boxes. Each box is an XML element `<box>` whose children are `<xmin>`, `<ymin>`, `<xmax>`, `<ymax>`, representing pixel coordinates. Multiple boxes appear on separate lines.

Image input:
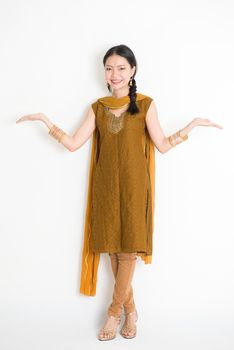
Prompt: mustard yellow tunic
<box><xmin>80</xmin><ymin>93</ymin><xmax>156</xmax><ymax>296</ymax></box>
<box><xmin>90</xmin><ymin>95</ymin><xmax>154</xmax><ymax>255</ymax></box>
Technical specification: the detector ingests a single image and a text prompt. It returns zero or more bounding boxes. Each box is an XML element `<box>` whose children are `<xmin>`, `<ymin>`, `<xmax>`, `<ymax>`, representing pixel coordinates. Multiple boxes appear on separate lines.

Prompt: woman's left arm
<box><xmin>146</xmin><ymin>100</ymin><xmax>223</xmax><ymax>154</ymax></box>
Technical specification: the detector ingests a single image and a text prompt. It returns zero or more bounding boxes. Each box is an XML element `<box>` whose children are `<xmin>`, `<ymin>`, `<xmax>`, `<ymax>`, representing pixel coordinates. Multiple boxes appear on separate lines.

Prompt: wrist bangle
<box><xmin>179</xmin><ymin>130</ymin><xmax>188</xmax><ymax>141</ymax></box>
<box><xmin>168</xmin><ymin>129</ymin><xmax>188</xmax><ymax>147</ymax></box>
<box><xmin>49</xmin><ymin>124</ymin><xmax>66</xmax><ymax>143</ymax></box>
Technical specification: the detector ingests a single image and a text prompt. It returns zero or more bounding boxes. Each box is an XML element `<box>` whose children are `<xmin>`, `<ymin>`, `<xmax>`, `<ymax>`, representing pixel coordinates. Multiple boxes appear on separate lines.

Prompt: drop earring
<box><xmin>129</xmin><ymin>77</ymin><xmax>133</xmax><ymax>86</ymax></box>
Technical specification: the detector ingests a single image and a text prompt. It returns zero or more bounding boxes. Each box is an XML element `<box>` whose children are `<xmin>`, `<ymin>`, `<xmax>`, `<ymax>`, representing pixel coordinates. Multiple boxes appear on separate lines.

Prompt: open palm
<box><xmin>192</xmin><ymin>117</ymin><xmax>223</xmax><ymax>129</ymax></box>
<box><xmin>16</xmin><ymin>113</ymin><xmax>46</xmax><ymax>124</ymax></box>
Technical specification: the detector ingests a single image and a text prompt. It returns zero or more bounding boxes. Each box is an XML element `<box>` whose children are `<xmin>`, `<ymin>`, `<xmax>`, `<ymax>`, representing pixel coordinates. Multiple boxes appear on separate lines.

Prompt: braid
<box><xmin>127</xmin><ymin>77</ymin><xmax>140</xmax><ymax>115</ymax></box>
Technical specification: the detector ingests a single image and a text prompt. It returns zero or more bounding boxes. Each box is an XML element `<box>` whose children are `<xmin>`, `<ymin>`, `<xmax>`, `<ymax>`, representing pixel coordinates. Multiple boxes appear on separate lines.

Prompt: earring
<box><xmin>129</xmin><ymin>77</ymin><xmax>133</xmax><ymax>86</ymax></box>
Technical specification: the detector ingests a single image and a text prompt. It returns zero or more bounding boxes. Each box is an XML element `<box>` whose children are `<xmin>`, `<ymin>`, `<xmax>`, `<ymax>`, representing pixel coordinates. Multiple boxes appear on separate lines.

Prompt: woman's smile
<box><xmin>111</xmin><ymin>79</ymin><xmax>123</xmax><ymax>84</ymax></box>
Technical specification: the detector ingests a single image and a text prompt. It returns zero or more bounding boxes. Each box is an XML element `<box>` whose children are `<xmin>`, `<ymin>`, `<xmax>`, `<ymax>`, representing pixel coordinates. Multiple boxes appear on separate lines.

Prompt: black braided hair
<box><xmin>103</xmin><ymin>44</ymin><xmax>140</xmax><ymax>115</ymax></box>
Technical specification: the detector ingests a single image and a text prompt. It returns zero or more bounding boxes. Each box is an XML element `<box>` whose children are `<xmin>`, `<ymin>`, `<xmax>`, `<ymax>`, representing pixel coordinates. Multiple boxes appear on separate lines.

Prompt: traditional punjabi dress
<box><xmin>80</xmin><ymin>93</ymin><xmax>156</xmax><ymax>296</ymax></box>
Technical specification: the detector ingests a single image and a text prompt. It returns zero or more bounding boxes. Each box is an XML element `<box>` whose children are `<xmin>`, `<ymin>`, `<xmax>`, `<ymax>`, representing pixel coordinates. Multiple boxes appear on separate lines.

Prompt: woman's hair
<box><xmin>103</xmin><ymin>44</ymin><xmax>139</xmax><ymax>115</ymax></box>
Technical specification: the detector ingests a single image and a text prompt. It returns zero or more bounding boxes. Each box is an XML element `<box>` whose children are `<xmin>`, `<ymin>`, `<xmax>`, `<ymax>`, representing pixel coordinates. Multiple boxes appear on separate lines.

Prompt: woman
<box><xmin>16</xmin><ymin>44</ymin><xmax>223</xmax><ymax>341</ymax></box>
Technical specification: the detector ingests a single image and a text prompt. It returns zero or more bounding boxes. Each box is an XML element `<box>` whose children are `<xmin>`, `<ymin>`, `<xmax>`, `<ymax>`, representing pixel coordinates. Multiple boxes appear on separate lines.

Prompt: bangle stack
<box><xmin>168</xmin><ymin>130</ymin><xmax>188</xmax><ymax>147</ymax></box>
<box><xmin>49</xmin><ymin>124</ymin><xmax>66</xmax><ymax>143</ymax></box>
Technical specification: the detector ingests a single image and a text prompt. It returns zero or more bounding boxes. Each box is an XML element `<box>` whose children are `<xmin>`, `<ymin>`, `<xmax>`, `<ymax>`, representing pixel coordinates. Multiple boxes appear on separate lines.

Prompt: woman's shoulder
<box><xmin>137</xmin><ymin>92</ymin><xmax>154</xmax><ymax>101</ymax></box>
<box><xmin>90</xmin><ymin>98</ymin><xmax>99</xmax><ymax>114</ymax></box>
<box><xmin>137</xmin><ymin>93</ymin><xmax>154</xmax><ymax>113</ymax></box>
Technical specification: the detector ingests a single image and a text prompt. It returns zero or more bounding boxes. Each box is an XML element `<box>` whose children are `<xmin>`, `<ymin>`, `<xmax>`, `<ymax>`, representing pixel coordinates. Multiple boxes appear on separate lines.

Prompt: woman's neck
<box><xmin>112</xmin><ymin>87</ymin><xmax>130</xmax><ymax>99</ymax></box>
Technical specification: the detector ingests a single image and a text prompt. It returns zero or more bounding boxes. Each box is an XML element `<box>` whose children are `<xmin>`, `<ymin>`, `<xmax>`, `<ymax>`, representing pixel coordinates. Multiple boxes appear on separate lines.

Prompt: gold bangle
<box><xmin>49</xmin><ymin>124</ymin><xmax>66</xmax><ymax>143</ymax></box>
<box><xmin>168</xmin><ymin>129</ymin><xmax>188</xmax><ymax>147</ymax></box>
<box><xmin>179</xmin><ymin>130</ymin><xmax>188</xmax><ymax>141</ymax></box>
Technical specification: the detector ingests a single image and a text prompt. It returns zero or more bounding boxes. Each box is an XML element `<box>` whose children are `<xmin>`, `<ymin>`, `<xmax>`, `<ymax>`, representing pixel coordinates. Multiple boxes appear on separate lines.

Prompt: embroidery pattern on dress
<box><xmin>104</xmin><ymin>107</ymin><xmax>127</xmax><ymax>134</ymax></box>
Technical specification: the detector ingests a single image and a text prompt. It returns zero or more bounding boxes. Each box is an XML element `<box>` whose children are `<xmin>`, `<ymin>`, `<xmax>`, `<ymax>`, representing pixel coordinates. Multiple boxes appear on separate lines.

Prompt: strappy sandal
<box><xmin>120</xmin><ymin>309</ymin><xmax>138</xmax><ymax>339</ymax></box>
<box><xmin>97</xmin><ymin>314</ymin><xmax>121</xmax><ymax>341</ymax></box>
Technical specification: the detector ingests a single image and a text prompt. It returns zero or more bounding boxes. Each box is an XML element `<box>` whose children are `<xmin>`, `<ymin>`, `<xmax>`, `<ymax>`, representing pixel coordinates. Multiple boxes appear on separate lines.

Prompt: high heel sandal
<box><xmin>120</xmin><ymin>309</ymin><xmax>138</xmax><ymax>339</ymax></box>
<box><xmin>98</xmin><ymin>314</ymin><xmax>121</xmax><ymax>341</ymax></box>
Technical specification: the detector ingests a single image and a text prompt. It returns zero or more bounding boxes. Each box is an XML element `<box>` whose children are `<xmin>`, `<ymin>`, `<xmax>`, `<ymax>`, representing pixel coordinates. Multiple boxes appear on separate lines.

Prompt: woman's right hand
<box><xmin>16</xmin><ymin>112</ymin><xmax>47</xmax><ymax>124</ymax></box>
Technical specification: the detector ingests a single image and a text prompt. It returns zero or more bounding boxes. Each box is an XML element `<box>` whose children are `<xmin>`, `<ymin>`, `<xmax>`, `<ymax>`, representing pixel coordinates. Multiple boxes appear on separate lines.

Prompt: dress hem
<box><xmin>91</xmin><ymin>248</ymin><xmax>152</xmax><ymax>255</ymax></box>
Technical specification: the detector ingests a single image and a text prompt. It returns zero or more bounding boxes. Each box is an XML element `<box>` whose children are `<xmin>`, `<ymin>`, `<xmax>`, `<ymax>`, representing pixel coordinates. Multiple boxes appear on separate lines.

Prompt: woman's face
<box><xmin>104</xmin><ymin>54</ymin><xmax>136</xmax><ymax>93</ymax></box>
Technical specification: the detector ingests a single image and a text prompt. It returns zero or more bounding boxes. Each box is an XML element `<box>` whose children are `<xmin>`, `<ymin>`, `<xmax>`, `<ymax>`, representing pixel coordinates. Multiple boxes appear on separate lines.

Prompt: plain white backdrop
<box><xmin>0</xmin><ymin>0</ymin><xmax>233</xmax><ymax>349</ymax></box>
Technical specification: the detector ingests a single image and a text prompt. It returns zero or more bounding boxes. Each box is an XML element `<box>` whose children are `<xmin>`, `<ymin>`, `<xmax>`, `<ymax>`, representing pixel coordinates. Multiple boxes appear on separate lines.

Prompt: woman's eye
<box><xmin>105</xmin><ymin>67</ymin><xmax>125</xmax><ymax>71</ymax></box>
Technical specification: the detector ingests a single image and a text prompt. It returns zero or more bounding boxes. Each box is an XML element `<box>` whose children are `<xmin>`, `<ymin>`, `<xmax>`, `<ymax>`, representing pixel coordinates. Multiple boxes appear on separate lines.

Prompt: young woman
<box><xmin>16</xmin><ymin>44</ymin><xmax>223</xmax><ymax>341</ymax></box>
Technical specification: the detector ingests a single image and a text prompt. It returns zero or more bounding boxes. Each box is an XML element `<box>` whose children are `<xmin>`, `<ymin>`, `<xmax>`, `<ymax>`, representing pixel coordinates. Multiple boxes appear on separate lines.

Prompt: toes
<box><xmin>99</xmin><ymin>331</ymin><xmax>113</xmax><ymax>340</ymax></box>
<box><xmin>126</xmin><ymin>331</ymin><xmax>133</xmax><ymax>336</ymax></box>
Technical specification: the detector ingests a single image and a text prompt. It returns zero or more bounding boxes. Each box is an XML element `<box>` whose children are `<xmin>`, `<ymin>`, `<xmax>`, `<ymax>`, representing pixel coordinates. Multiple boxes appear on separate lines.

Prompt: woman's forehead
<box><xmin>105</xmin><ymin>54</ymin><xmax>129</xmax><ymax>66</ymax></box>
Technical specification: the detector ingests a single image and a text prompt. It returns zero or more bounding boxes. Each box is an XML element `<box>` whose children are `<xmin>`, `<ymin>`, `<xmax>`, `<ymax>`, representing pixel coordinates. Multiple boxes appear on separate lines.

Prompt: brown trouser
<box><xmin>107</xmin><ymin>252</ymin><xmax>137</xmax><ymax>318</ymax></box>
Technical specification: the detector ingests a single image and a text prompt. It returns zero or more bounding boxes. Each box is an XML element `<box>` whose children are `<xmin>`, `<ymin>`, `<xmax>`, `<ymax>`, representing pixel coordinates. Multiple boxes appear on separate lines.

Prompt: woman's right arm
<box><xmin>16</xmin><ymin>106</ymin><xmax>96</xmax><ymax>152</ymax></box>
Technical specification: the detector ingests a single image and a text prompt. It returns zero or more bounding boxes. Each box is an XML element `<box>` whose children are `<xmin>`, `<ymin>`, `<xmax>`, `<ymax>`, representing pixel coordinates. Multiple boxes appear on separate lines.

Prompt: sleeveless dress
<box><xmin>90</xmin><ymin>95</ymin><xmax>154</xmax><ymax>254</ymax></box>
<box><xmin>80</xmin><ymin>93</ymin><xmax>156</xmax><ymax>296</ymax></box>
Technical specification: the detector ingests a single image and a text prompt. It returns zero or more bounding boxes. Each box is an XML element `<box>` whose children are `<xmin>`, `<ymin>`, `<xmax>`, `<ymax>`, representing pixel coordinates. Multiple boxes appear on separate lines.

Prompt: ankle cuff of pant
<box><xmin>124</xmin><ymin>306</ymin><xmax>136</xmax><ymax>315</ymax></box>
<box><xmin>108</xmin><ymin>311</ymin><xmax>122</xmax><ymax>318</ymax></box>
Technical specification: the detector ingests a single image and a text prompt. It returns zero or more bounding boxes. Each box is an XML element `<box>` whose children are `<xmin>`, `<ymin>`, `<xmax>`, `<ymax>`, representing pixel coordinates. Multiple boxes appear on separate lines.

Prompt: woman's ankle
<box><xmin>124</xmin><ymin>307</ymin><xmax>136</xmax><ymax>315</ymax></box>
<box><xmin>108</xmin><ymin>312</ymin><xmax>121</xmax><ymax>319</ymax></box>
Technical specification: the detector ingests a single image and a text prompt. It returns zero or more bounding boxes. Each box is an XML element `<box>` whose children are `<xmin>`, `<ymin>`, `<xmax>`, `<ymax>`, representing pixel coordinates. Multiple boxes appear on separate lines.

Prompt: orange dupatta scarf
<box><xmin>80</xmin><ymin>93</ymin><xmax>156</xmax><ymax>296</ymax></box>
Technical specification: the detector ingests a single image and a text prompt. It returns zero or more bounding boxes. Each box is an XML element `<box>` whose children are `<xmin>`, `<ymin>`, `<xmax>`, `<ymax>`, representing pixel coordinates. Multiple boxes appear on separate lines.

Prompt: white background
<box><xmin>0</xmin><ymin>0</ymin><xmax>233</xmax><ymax>349</ymax></box>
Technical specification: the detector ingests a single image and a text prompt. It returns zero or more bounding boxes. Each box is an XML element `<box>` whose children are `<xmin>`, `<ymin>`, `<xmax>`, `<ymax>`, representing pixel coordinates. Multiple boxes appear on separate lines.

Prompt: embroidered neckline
<box><xmin>104</xmin><ymin>106</ymin><xmax>128</xmax><ymax>119</ymax></box>
<box><xmin>103</xmin><ymin>107</ymin><xmax>127</xmax><ymax>134</ymax></box>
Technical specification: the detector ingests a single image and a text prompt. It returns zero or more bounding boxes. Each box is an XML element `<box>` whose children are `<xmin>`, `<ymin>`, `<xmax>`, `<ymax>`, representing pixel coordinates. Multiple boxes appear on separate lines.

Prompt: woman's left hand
<box><xmin>191</xmin><ymin>117</ymin><xmax>223</xmax><ymax>129</ymax></box>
